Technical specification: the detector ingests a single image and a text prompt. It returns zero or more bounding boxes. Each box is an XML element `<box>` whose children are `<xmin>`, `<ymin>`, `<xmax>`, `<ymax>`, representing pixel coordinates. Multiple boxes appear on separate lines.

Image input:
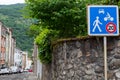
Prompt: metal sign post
<box><xmin>104</xmin><ymin>36</ymin><xmax>107</xmax><ymax>80</ymax></box>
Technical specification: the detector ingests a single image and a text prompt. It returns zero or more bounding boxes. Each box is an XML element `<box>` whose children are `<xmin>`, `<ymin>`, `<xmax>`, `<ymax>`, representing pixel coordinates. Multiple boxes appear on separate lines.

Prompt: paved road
<box><xmin>0</xmin><ymin>72</ymin><xmax>37</xmax><ymax>80</ymax></box>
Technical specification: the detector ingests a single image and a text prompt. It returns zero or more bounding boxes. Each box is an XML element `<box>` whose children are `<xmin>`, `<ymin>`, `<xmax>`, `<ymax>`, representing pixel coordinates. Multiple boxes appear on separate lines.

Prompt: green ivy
<box><xmin>35</xmin><ymin>29</ymin><xmax>57</xmax><ymax>64</ymax></box>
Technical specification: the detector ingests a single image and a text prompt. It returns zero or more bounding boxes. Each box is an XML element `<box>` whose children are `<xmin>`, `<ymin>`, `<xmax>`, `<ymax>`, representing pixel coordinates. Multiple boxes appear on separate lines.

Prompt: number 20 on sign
<box><xmin>106</xmin><ymin>22</ymin><xmax>116</xmax><ymax>33</ymax></box>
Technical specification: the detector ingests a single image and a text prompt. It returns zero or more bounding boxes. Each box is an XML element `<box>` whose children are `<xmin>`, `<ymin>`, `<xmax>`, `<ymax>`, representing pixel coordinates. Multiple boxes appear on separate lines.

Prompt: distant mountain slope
<box><xmin>0</xmin><ymin>4</ymin><xmax>34</xmax><ymax>55</ymax></box>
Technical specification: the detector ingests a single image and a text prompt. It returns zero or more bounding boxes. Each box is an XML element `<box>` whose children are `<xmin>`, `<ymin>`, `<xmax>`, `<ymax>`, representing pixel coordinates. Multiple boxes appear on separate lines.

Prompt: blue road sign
<box><xmin>87</xmin><ymin>5</ymin><xmax>119</xmax><ymax>36</ymax></box>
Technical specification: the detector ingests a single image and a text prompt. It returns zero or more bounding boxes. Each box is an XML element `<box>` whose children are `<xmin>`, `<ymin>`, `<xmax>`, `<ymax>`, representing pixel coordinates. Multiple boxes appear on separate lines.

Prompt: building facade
<box><xmin>14</xmin><ymin>48</ymin><xmax>22</xmax><ymax>67</ymax></box>
<box><xmin>10</xmin><ymin>37</ymin><xmax>16</xmax><ymax>66</ymax></box>
<box><xmin>0</xmin><ymin>24</ymin><xmax>7</xmax><ymax>66</ymax></box>
<box><xmin>22</xmin><ymin>51</ymin><xmax>28</xmax><ymax>69</ymax></box>
<box><xmin>0</xmin><ymin>21</ymin><xmax>31</xmax><ymax>71</ymax></box>
<box><xmin>0</xmin><ymin>21</ymin><xmax>15</xmax><ymax>68</ymax></box>
<box><xmin>26</xmin><ymin>58</ymin><xmax>32</xmax><ymax>69</ymax></box>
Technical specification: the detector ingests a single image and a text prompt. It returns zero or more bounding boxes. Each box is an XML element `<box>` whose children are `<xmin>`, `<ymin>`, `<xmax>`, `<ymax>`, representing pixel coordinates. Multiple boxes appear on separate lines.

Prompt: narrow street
<box><xmin>0</xmin><ymin>72</ymin><xmax>37</xmax><ymax>80</ymax></box>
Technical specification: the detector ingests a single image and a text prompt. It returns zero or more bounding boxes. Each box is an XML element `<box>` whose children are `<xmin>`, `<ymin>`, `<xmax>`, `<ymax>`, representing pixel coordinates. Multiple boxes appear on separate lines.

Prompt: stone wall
<box><xmin>41</xmin><ymin>64</ymin><xmax>52</xmax><ymax>80</ymax></box>
<box><xmin>52</xmin><ymin>36</ymin><xmax>120</xmax><ymax>80</ymax></box>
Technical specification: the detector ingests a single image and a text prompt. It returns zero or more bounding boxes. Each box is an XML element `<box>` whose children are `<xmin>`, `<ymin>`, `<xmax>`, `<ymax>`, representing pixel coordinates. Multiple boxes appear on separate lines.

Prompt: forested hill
<box><xmin>0</xmin><ymin>4</ymin><xmax>34</xmax><ymax>55</ymax></box>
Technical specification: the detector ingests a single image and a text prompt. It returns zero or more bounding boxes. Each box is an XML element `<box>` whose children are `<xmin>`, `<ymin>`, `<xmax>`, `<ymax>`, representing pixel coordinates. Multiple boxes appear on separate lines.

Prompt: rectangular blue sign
<box><xmin>87</xmin><ymin>5</ymin><xmax>119</xmax><ymax>36</ymax></box>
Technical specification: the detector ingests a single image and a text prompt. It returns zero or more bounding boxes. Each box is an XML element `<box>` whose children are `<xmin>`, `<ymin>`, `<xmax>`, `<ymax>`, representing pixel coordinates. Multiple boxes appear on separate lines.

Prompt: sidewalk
<box><xmin>24</xmin><ymin>73</ymin><xmax>38</xmax><ymax>80</ymax></box>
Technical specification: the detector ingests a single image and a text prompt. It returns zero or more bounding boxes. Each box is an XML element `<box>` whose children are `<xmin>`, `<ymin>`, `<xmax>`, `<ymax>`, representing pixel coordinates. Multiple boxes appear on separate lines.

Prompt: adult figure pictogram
<box><xmin>92</xmin><ymin>16</ymin><xmax>102</xmax><ymax>32</ymax></box>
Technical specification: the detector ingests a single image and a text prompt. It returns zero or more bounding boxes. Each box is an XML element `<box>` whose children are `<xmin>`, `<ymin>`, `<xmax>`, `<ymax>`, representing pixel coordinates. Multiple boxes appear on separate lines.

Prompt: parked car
<box><xmin>28</xmin><ymin>69</ymin><xmax>33</xmax><ymax>72</ymax></box>
<box><xmin>9</xmin><ymin>66</ymin><xmax>18</xmax><ymax>74</ymax></box>
<box><xmin>0</xmin><ymin>67</ymin><xmax>10</xmax><ymax>74</ymax></box>
<box><xmin>17</xmin><ymin>67</ymin><xmax>23</xmax><ymax>73</ymax></box>
<box><xmin>23</xmin><ymin>69</ymin><xmax>28</xmax><ymax>73</ymax></box>
<box><xmin>20</xmin><ymin>68</ymin><xmax>23</xmax><ymax>73</ymax></box>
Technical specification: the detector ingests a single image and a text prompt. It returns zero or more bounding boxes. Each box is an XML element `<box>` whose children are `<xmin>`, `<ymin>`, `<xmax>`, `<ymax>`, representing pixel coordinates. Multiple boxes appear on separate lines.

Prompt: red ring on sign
<box><xmin>106</xmin><ymin>22</ymin><xmax>116</xmax><ymax>33</ymax></box>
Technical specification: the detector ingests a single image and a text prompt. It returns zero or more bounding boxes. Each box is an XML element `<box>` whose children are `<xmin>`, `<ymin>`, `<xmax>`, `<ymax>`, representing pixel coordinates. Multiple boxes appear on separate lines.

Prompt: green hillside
<box><xmin>0</xmin><ymin>4</ymin><xmax>34</xmax><ymax>55</ymax></box>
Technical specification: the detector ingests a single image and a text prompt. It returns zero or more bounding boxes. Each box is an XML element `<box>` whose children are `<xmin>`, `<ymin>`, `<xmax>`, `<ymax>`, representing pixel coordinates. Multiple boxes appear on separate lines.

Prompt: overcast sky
<box><xmin>0</xmin><ymin>0</ymin><xmax>25</xmax><ymax>5</ymax></box>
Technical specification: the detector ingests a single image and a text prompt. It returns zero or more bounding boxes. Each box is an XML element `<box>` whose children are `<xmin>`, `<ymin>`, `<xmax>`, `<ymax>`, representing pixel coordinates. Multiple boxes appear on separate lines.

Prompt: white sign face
<box><xmin>87</xmin><ymin>5</ymin><xmax>119</xmax><ymax>36</ymax></box>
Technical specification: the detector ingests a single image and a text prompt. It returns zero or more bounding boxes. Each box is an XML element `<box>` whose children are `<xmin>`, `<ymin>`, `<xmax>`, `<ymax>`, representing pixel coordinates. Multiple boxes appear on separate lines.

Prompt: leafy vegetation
<box><xmin>25</xmin><ymin>0</ymin><xmax>120</xmax><ymax>63</ymax></box>
<box><xmin>0</xmin><ymin>4</ymin><xmax>34</xmax><ymax>56</ymax></box>
<box><xmin>35</xmin><ymin>29</ymin><xmax>52</xmax><ymax>64</ymax></box>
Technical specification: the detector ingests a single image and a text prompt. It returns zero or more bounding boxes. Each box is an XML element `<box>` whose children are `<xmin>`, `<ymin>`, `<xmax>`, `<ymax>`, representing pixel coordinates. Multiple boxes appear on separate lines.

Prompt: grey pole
<box><xmin>104</xmin><ymin>36</ymin><xmax>107</xmax><ymax>80</ymax></box>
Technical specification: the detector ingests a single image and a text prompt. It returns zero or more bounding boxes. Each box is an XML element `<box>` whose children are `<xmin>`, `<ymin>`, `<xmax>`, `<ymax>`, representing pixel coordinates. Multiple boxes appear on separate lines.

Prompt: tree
<box><xmin>26</xmin><ymin>0</ymin><xmax>85</xmax><ymax>37</ymax></box>
<box><xmin>25</xmin><ymin>0</ymin><xmax>118</xmax><ymax>63</ymax></box>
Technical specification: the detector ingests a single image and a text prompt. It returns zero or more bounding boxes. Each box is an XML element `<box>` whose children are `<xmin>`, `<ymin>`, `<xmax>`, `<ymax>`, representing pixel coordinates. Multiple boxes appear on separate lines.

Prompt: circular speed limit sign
<box><xmin>106</xmin><ymin>22</ymin><xmax>116</xmax><ymax>33</ymax></box>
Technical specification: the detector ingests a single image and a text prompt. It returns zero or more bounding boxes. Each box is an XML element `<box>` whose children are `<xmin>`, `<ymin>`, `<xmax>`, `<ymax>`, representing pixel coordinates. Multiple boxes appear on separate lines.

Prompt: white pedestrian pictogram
<box><xmin>92</xmin><ymin>16</ymin><xmax>102</xmax><ymax>32</ymax></box>
<box><xmin>104</xmin><ymin>12</ymin><xmax>114</xmax><ymax>21</ymax></box>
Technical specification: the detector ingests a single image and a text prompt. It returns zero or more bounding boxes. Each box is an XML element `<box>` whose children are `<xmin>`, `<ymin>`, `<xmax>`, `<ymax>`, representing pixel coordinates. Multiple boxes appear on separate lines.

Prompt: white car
<box><xmin>0</xmin><ymin>67</ymin><xmax>10</xmax><ymax>74</ymax></box>
<box><xmin>23</xmin><ymin>69</ymin><xmax>28</xmax><ymax>73</ymax></box>
<box><xmin>10</xmin><ymin>66</ymin><xmax>18</xmax><ymax>73</ymax></box>
<box><xmin>17</xmin><ymin>67</ymin><xmax>23</xmax><ymax>73</ymax></box>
